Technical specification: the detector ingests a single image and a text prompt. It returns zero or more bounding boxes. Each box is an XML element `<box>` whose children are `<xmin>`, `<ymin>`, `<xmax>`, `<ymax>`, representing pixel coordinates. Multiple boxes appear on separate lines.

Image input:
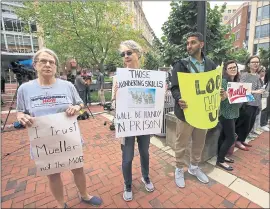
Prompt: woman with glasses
<box><xmin>115</xmin><ymin>40</ymin><xmax>155</xmax><ymax>202</ymax></box>
<box><xmin>217</xmin><ymin>60</ymin><xmax>241</xmax><ymax>171</ymax></box>
<box><xmin>16</xmin><ymin>48</ymin><xmax>102</xmax><ymax>208</ymax></box>
<box><xmin>235</xmin><ymin>55</ymin><xmax>265</xmax><ymax>151</ymax></box>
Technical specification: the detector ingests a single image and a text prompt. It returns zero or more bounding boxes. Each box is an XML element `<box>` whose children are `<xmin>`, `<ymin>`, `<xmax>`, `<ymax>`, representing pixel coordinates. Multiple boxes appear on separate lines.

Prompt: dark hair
<box><xmin>187</xmin><ymin>32</ymin><xmax>204</xmax><ymax>42</ymax></box>
<box><xmin>223</xmin><ymin>60</ymin><xmax>240</xmax><ymax>82</ymax></box>
<box><xmin>244</xmin><ymin>55</ymin><xmax>260</xmax><ymax>73</ymax></box>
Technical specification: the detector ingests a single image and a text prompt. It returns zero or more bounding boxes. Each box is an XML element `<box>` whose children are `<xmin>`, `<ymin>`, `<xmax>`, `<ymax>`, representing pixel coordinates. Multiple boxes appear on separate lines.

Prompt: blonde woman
<box><xmin>115</xmin><ymin>40</ymin><xmax>155</xmax><ymax>202</ymax></box>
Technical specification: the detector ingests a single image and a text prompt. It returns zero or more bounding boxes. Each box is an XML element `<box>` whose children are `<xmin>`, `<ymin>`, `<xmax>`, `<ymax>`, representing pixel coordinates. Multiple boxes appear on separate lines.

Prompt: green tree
<box><xmin>226</xmin><ymin>48</ymin><xmax>250</xmax><ymax>64</ymax></box>
<box><xmin>16</xmin><ymin>1</ymin><xmax>146</xmax><ymax>71</ymax></box>
<box><xmin>161</xmin><ymin>1</ymin><xmax>234</xmax><ymax>66</ymax></box>
<box><xmin>143</xmin><ymin>36</ymin><xmax>166</xmax><ymax>70</ymax></box>
<box><xmin>259</xmin><ymin>48</ymin><xmax>270</xmax><ymax>69</ymax></box>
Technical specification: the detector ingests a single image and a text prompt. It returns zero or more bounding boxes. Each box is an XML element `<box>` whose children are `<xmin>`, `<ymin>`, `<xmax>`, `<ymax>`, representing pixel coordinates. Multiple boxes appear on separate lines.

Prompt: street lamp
<box><xmin>197</xmin><ymin>1</ymin><xmax>207</xmax><ymax>55</ymax></box>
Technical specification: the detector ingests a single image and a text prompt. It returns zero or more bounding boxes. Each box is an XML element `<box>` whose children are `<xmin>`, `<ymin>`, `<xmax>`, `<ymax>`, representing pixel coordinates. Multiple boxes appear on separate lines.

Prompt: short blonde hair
<box><xmin>33</xmin><ymin>48</ymin><xmax>59</xmax><ymax>67</ymax></box>
<box><xmin>119</xmin><ymin>40</ymin><xmax>143</xmax><ymax>58</ymax></box>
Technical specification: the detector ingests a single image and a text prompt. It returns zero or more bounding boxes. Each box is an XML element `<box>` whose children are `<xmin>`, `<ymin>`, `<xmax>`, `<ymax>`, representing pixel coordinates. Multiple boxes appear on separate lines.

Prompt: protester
<box><xmin>217</xmin><ymin>60</ymin><xmax>241</xmax><ymax>171</ymax></box>
<box><xmin>116</xmin><ymin>40</ymin><xmax>155</xmax><ymax>201</ymax></box>
<box><xmin>96</xmin><ymin>68</ymin><xmax>105</xmax><ymax>106</ymax></box>
<box><xmin>16</xmin><ymin>48</ymin><xmax>102</xmax><ymax>208</ymax></box>
<box><xmin>235</xmin><ymin>56</ymin><xmax>265</xmax><ymax>151</ymax></box>
<box><xmin>75</xmin><ymin>71</ymin><xmax>87</xmax><ymax>105</ymax></box>
<box><xmin>170</xmin><ymin>32</ymin><xmax>217</xmax><ymax>188</ymax></box>
<box><xmin>251</xmin><ymin>66</ymin><xmax>269</xmax><ymax>133</ymax></box>
<box><xmin>59</xmin><ymin>72</ymin><xmax>67</xmax><ymax>80</ymax></box>
<box><xmin>260</xmin><ymin>67</ymin><xmax>270</xmax><ymax>130</ymax></box>
<box><xmin>1</xmin><ymin>75</ymin><xmax>6</xmax><ymax>94</ymax></box>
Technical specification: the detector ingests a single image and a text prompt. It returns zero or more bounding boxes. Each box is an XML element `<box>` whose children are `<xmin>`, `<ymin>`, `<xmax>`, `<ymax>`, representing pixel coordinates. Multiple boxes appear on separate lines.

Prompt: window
<box><xmin>6</xmin><ymin>34</ymin><xmax>16</xmax><ymax>45</ymax></box>
<box><xmin>23</xmin><ymin>36</ymin><xmax>31</xmax><ymax>46</ymax></box>
<box><xmin>32</xmin><ymin>37</ymin><xmax>38</xmax><ymax>46</ymax></box>
<box><xmin>253</xmin><ymin>44</ymin><xmax>258</xmax><ymax>55</ymax></box>
<box><xmin>260</xmin><ymin>23</ymin><xmax>270</xmax><ymax>38</ymax></box>
<box><xmin>224</xmin><ymin>16</ymin><xmax>228</xmax><ymax>21</ymax></box>
<box><xmin>255</xmin><ymin>23</ymin><xmax>270</xmax><ymax>39</ymax></box>
<box><xmin>254</xmin><ymin>42</ymin><xmax>270</xmax><ymax>54</ymax></box>
<box><xmin>234</xmin><ymin>18</ymin><xmax>237</xmax><ymax>27</ymax></box>
<box><xmin>228</xmin><ymin>10</ymin><xmax>231</xmax><ymax>13</ymax></box>
<box><xmin>258</xmin><ymin>42</ymin><xmax>270</xmax><ymax>50</ymax></box>
<box><xmin>257</xmin><ymin>7</ymin><xmax>262</xmax><ymax>21</ymax></box>
<box><xmin>237</xmin><ymin>15</ymin><xmax>241</xmax><ymax>25</ymax></box>
<box><xmin>1</xmin><ymin>34</ymin><xmax>7</xmax><ymax>51</ymax></box>
<box><xmin>255</xmin><ymin>26</ymin><xmax>260</xmax><ymax>38</ymax></box>
<box><xmin>233</xmin><ymin>9</ymin><xmax>236</xmax><ymax>13</ymax></box>
<box><xmin>246</xmin><ymin>29</ymin><xmax>249</xmax><ymax>41</ymax></box>
<box><xmin>262</xmin><ymin>5</ymin><xmax>269</xmax><ymax>20</ymax></box>
<box><xmin>235</xmin><ymin>31</ymin><xmax>240</xmax><ymax>40</ymax></box>
<box><xmin>257</xmin><ymin>5</ymin><xmax>270</xmax><ymax>21</ymax></box>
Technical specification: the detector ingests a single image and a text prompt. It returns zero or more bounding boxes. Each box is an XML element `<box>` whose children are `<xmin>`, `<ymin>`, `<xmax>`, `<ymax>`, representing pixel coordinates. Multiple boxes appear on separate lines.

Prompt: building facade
<box><xmin>248</xmin><ymin>1</ymin><xmax>269</xmax><ymax>55</ymax></box>
<box><xmin>124</xmin><ymin>1</ymin><xmax>155</xmax><ymax>46</ymax></box>
<box><xmin>225</xmin><ymin>1</ymin><xmax>269</xmax><ymax>55</ymax></box>
<box><xmin>1</xmin><ymin>1</ymin><xmax>41</xmax><ymax>81</ymax></box>
<box><xmin>225</xmin><ymin>2</ymin><xmax>249</xmax><ymax>50</ymax></box>
<box><xmin>222</xmin><ymin>4</ymin><xmax>241</xmax><ymax>24</ymax></box>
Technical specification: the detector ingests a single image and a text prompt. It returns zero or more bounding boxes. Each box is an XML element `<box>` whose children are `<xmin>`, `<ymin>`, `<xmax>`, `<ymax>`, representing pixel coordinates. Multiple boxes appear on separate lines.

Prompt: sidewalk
<box><xmin>1</xmin><ymin>112</ymin><xmax>267</xmax><ymax>208</ymax></box>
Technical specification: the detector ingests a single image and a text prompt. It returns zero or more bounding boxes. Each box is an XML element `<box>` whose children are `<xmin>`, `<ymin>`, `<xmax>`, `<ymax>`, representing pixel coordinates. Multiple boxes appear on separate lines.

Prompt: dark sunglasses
<box><xmin>120</xmin><ymin>51</ymin><xmax>133</xmax><ymax>57</ymax></box>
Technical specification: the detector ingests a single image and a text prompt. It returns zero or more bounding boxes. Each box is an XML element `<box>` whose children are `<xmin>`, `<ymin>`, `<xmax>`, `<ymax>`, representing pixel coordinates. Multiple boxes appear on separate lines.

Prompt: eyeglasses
<box><xmin>120</xmin><ymin>51</ymin><xmax>133</xmax><ymax>57</ymax></box>
<box><xmin>37</xmin><ymin>59</ymin><xmax>56</xmax><ymax>66</ymax></box>
<box><xmin>227</xmin><ymin>66</ymin><xmax>237</xmax><ymax>70</ymax></box>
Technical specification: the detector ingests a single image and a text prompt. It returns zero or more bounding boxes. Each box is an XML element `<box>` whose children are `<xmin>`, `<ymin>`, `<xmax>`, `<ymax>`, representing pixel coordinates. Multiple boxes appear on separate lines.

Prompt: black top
<box><xmin>170</xmin><ymin>53</ymin><xmax>217</xmax><ymax>122</ymax></box>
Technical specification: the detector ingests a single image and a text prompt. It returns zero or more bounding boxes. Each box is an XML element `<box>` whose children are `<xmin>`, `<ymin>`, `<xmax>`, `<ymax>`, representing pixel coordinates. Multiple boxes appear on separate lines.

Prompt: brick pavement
<box><xmin>225</xmin><ymin>132</ymin><xmax>269</xmax><ymax>193</ymax></box>
<box><xmin>1</xmin><ymin>114</ymin><xmax>263</xmax><ymax>208</ymax></box>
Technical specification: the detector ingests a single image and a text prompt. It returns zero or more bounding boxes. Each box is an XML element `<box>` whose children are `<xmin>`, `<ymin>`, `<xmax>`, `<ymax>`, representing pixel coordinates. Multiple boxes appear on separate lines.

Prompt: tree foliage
<box><xmin>259</xmin><ymin>48</ymin><xmax>270</xmax><ymax>69</ymax></box>
<box><xmin>16</xmin><ymin>1</ymin><xmax>147</xmax><ymax>71</ymax></box>
<box><xmin>226</xmin><ymin>48</ymin><xmax>250</xmax><ymax>64</ymax></box>
<box><xmin>161</xmin><ymin>1</ymin><xmax>234</xmax><ymax>66</ymax></box>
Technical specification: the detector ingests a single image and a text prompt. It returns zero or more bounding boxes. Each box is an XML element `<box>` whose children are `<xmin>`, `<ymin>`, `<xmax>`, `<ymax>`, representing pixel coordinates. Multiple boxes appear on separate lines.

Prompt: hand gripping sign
<box><xmin>27</xmin><ymin>112</ymin><xmax>84</xmax><ymax>176</ymax></box>
<box><xmin>177</xmin><ymin>66</ymin><xmax>223</xmax><ymax>129</ymax></box>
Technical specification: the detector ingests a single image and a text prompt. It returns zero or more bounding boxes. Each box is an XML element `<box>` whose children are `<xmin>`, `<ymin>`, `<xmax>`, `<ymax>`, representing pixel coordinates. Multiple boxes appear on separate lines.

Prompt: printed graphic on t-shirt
<box><xmin>30</xmin><ymin>93</ymin><xmax>70</xmax><ymax>108</ymax></box>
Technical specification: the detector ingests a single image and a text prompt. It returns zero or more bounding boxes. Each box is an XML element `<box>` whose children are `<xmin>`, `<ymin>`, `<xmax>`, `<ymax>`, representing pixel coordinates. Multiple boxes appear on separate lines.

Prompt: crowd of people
<box><xmin>13</xmin><ymin>32</ymin><xmax>269</xmax><ymax>208</ymax></box>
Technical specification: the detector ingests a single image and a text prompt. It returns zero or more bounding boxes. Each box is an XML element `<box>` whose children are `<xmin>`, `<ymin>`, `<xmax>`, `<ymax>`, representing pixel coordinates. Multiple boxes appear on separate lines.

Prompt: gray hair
<box><xmin>120</xmin><ymin>40</ymin><xmax>143</xmax><ymax>57</ymax></box>
<box><xmin>33</xmin><ymin>48</ymin><xmax>59</xmax><ymax>67</ymax></box>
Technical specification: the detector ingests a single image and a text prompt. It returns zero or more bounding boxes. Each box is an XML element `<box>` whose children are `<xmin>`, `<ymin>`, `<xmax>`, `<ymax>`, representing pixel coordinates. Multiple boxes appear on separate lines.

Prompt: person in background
<box><xmin>116</xmin><ymin>40</ymin><xmax>155</xmax><ymax>202</ymax></box>
<box><xmin>1</xmin><ymin>75</ymin><xmax>6</xmax><ymax>94</ymax></box>
<box><xmin>85</xmin><ymin>75</ymin><xmax>92</xmax><ymax>105</ymax></box>
<box><xmin>75</xmin><ymin>71</ymin><xmax>87</xmax><ymax>105</ymax></box>
<box><xmin>217</xmin><ymin>60</ymin><xmax>241</xmax><ymax>171</ymax></box>
<box><xmin>170</xmin><ymin>32</ymin><xmax>217</xmax><ymax>188</ymax></box>
<box><xmin>260</xmin><ymin>67</ymin><xmax>270</xmax><ymax>131</ymax></box>
<box><xmin>251</xmin><ymin>66</ymin><xmax>269</xmax><ymax>134</ymax></box>
<box><xmin>96</xmin><ymin>68</ymin><xmax>105</xmax><ymax>106</ymax></box>
<box><xmin>59</xmin><ymin>72</ymin><xmax>67</xmax><ymax>80</ymax></box>
<box><xmin>235</xmin><ymin>56</ymin><xmax>265</xmax><ymax>151</ymax></box>
<box><xmin>16</xmin><ymin>48</ymin><xmax>102</xmax><ymax>208</ymax></box>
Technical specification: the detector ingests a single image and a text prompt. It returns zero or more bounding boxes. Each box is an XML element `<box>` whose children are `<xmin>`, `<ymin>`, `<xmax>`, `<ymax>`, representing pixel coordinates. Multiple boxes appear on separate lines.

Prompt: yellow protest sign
<box><xmin>177</xmin><ymin>66</ymin><xmax>222</xmax><ymax>129</ymax></box>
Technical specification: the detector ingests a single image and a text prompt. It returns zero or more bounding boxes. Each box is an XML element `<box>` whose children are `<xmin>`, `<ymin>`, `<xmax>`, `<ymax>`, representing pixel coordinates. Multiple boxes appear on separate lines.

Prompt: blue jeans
<box><xmin>121</xmin><ymin>135</ymin><xmax>150</xmax><ymax>187</ymax></box>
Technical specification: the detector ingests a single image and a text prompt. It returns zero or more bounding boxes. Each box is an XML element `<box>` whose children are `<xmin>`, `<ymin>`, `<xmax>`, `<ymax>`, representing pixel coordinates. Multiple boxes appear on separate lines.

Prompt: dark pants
<box><xmin>78</xmin><ymin>90</ymin><xmax>86</xmax><ymax>105</ymax></box>
<box><xmin>121</xmin><ymin>135</ymin><xmax>150</xmax><ymax>187</ymax></box>
<box><xmin>1</xmin><ymin>80</ymin><xmax>5</xmax><ymax>93</ymax></box>
<box><xmin>261</xmin><ymin>96</ymin><xmax>270</xmax><ymax>126</ymax></box>
<box><xmin>217</xmin><ymin>116</ymin><xmax>236</xmax><ymax>163</ymax></box>
<box><xmin>235</xmin><ymin>105</ymin><xmax>258</xmax><ymax>142</ymax></box>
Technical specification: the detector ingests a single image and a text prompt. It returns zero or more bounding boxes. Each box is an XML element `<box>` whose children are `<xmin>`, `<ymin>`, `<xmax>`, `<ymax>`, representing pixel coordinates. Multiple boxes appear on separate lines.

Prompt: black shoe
<box><xmin>216</xmin><ymin>162</ymin><xmax>233</xmax><ymax>171</ymax></box>
<box><xmin>224</xmin><ymin>157</ymin><xmax>234</xmax><ymax>163</ymax></box>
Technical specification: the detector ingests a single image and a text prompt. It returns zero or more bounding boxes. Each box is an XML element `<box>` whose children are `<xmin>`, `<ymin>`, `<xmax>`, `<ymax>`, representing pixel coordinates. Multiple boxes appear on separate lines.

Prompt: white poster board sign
<box><xmin>227</xmin><ymin>82</ymin><xmax>255</xmax><ymax>104</ymax></box>
<box><xmin>28</xmin><ymin>112</ymin><xmax>84</xmax><ymax>176</ymax></box>
<box><xmin>115</xmin><ymin>68</ymin><xmax>166</xmax><ymax>138</ymax></box>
